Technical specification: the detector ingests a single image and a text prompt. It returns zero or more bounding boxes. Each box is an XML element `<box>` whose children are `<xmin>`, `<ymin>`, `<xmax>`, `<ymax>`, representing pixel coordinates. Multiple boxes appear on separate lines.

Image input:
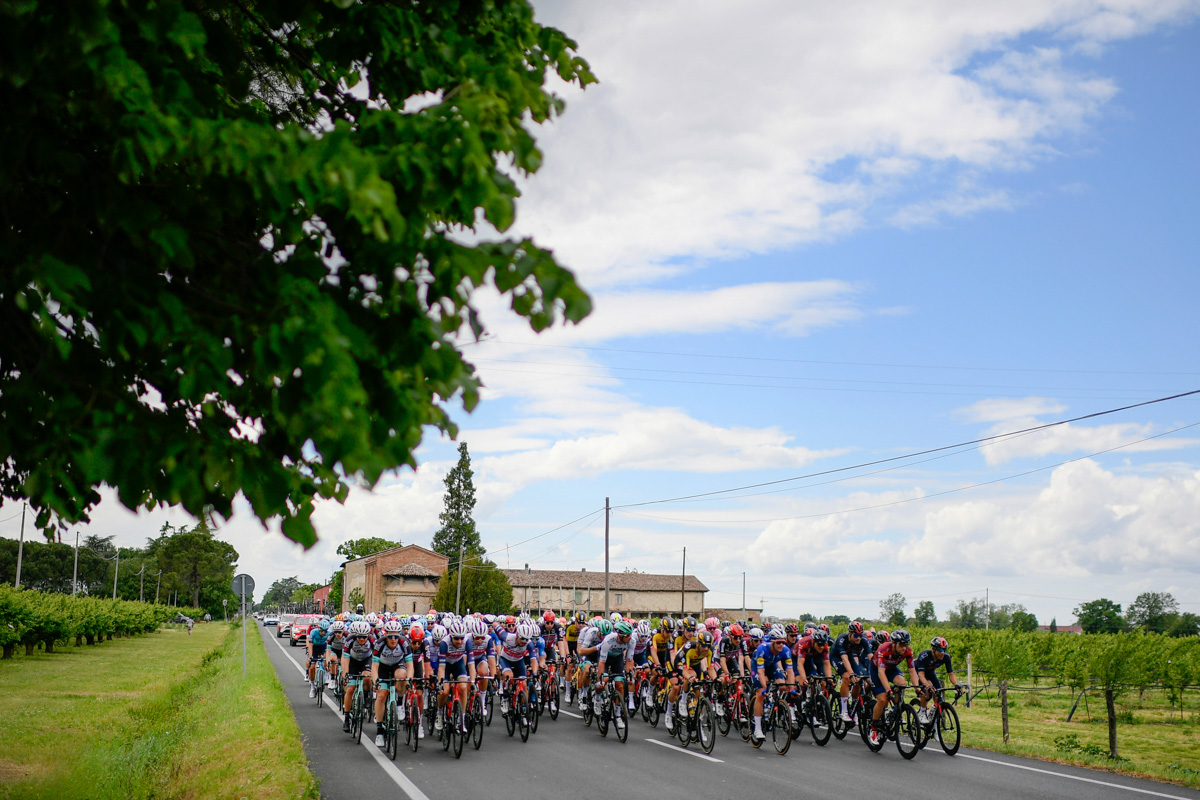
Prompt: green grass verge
<box><xmin>0</xmin><ymin>620</ymin><xmax>318</xmax><ymax>800</ymax></box>
<box><xmin>955</xmin><ymin>681</ymin><xmax>1200</xmax><ymax>788</ymax></box>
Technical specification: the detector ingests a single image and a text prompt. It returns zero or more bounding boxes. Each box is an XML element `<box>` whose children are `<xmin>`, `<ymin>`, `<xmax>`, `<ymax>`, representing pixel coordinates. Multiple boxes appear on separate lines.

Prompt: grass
<box><xmin>955</xmin><ymin>679</ymin><xmax>1200</xmax><ymax>789</ymax></box>
<box><xmin>0</xmin><ymin>620</ymin><xmax>318</xmax><ymax>800</ymax></box>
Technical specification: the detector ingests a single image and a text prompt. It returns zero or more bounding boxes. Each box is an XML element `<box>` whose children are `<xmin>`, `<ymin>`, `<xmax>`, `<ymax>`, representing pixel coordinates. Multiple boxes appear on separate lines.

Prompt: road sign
<box><xmin>232</xmin><ymin>574</ymin><xmax>255</xmax><ymax>596</ymax></box>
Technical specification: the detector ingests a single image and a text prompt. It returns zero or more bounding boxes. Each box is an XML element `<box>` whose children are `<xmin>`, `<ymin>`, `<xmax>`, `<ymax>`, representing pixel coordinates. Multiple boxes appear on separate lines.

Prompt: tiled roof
<box><xmin>383</xmin><ymin>564</ymin><xmax>441</xmax><ymax>578</ymax></box>
<box><xmin>342</xmin><ymin>543</ymin><xmax>444</xmax><ymax>565</ymax></box>
<box><xmin>502</xmin><ymin>569</ymin><xmax>707</xmax><ymax>592</ymax></box>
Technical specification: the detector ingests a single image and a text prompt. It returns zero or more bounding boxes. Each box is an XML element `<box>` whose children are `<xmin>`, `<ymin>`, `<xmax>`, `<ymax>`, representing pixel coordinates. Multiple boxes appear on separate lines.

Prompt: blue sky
<box><xmin>5</xmin><ymin>1</ymin><xmax>1199</xmax><ymax>625</ymax></box>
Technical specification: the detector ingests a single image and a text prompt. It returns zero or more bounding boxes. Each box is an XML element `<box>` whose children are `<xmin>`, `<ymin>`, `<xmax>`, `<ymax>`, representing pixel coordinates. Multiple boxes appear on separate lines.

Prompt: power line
<box><xmin>446</xmin><ymin>508</ymin><xmax>605</xmax><ymax>572</ymax></box>
<box><xmin>466</xmin><ymin>337</ymin><xmax>1200</xmax><ymax>377</ymax></box>
<box><xmin>614</xmin><ymin>420</ymin><xmax>1200</xmax><ymax>525</ymax></box>
<box><xmin>612</xmin><ymin>388</ymin><xmax>1200</xmax><ymax>510</ymax></box>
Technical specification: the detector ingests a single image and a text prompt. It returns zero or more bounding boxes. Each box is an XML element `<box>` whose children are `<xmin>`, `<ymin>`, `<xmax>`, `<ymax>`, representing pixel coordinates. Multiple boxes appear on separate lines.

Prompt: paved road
<box><xmin>258</xmin><ymin>622</ymin><xmax>1199</xmax><ymax>800</ymax></box>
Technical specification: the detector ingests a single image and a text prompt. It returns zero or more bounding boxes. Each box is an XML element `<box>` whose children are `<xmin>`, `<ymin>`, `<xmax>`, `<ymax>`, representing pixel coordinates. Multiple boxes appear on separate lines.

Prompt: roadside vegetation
<box><xmin>0</xmin><ymin>620</ymin><xmax>317</xmax><ymax>799</ymax></box>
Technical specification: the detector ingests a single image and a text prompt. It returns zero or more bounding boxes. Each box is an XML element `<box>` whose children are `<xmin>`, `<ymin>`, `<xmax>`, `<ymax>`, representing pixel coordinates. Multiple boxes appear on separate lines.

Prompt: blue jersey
<box><xmin>753</xmin><ymin>642</ymin><xmax>794</xmax><ymax>678</ymax></box>
<box><xmin>309</xmin><ymin>628</ymin><xmax>329</xmax><ymax>647</ymax></box>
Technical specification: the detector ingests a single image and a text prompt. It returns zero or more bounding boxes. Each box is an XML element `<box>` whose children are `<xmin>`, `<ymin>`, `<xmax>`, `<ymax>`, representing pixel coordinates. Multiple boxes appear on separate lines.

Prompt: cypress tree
<box><xmin>431</xmin><ymin>442</ymin><xmax>484</xmax><ymax>561</ymax></box>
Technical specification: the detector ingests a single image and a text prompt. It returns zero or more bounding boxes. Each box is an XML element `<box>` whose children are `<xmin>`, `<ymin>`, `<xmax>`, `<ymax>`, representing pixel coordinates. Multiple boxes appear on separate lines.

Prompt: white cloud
<box><xmin>957</xmin><ymin>396</ymin><xmax>1068</xmax><ymax>423</ymax></box>
<box><xmin>518</xmin><ymin>0</ymin><xmax>1197</xmax><ymax>285</ymax></box>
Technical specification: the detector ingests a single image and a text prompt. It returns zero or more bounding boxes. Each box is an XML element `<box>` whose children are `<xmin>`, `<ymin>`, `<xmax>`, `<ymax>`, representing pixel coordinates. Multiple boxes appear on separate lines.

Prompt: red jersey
<box><xmin>871</xmin><ymin>641</ymin><xmax>914</xmax><ymax>669</ymax></box>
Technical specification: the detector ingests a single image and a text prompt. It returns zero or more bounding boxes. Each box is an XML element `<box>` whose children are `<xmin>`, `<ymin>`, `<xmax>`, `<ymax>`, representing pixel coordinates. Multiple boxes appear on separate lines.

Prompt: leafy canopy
<box><xmin>337</xmin><ymin>537</ymin><xmax>402</xmax><ymax>560</ymax></box>
<box><xmin>0</xmin><ymin>0</ymin><xmax>595</xmax><ymax>546</ymax></box>
<box><xmin>431</xmin><ymin>442</ymin><xmax>482</xmax><ymax>559</ymax></box>
<box><xmin>1074</xmin><ymin>598</ymin><xmax>1125</xmax><ymax>634</ymax></box>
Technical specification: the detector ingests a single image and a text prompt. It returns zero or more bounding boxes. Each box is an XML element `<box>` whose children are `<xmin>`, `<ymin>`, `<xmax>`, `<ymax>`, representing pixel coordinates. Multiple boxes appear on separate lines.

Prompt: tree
<box><xmin>337</xmin><ymin>538</ymin><xmax>402</xmax><ymax>561</ymax></box>
<box><xmin>913</xmin><ymin>601</ymin><xmax>936</xmax><ymax>626</ymax></box>
<box><xmin>1074</xmin><ymin>599</ymin><xmax>1124</xmax><ymax>634</ymax></box>
<box><xmin>976</xmin><ymin>631</ymin><xmax>1033</xmax><ymax>742</ymax></box>
<box><xmin>262</xmin><ymin>577</ymin><xmax>303</xmax><ymax>609</ymax></box>
<box><xmin>83</xmin><ymin>535</ymin><xmax>116</xmax><ymax>559</ymax></box>
<box><xmin>1</xmin><ymin>0</ymin><xmax>595</xmax><ymax>547</ymax></box>
<box><xmin>1088</xmin><ymin>633</ymin><xmax>1147</xmax><ymax>758</ymax></box>
<box><xmin>1167</xmin><ymin>613</ymin><xmax>1200</xmax><ymax>638</ymax></box>
<box><xmin>327</xmin><ymin>569</ymin><xmax>344</xmax><ymax>614</ymax></box>
<box><xmin>1050</xmin><ymin>617</ymin><xmax>1058</xmax><ymax>633</ymax></box>
<box><xmin>156</xmin><ymin>519</ymin><xmax>238</xmax><ymax>609</ymax></box>
<box><xmin>1011</xmin><ymin>610</ymin><xmax>1039</xmax><ymax>632</ymax></box>
<box><xmin>431</xmin><ymin>442</ymin><xmax>483</xmax><ymax>560</ymax></box>
<box><xmin>431</xmin><ymin>555</ymin><xmax>514</xmax><ymax>616</ymax></box>
<box><xmin>347</xmin><ymin>587</ymin><xmax>365</xmax><ymax>611</ymax></box>
<box><xmin>948</xmin><ymin>598</ymin><xmax>987</xmax><ymax>629</ymax></box>
<box><xmin>879</xmin><ymin>593</ymin><xmax>906</xmax><ymax>627</ymax></box>
<box><xmin>1127</xmin><ymin>592</ymin><xmax>1179</xmax><ymax>633</ymax></box>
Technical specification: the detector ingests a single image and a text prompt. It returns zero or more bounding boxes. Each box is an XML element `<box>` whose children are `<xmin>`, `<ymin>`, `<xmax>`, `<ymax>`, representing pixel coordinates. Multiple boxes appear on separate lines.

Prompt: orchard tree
<box><xmin>0</xmin><ymin>0</ymin><xmax>595</xmax><ymax>547</ymax></box>
<box><xmin>879</xmin><ymin>593</ymin><xmax>907</xmax><ymax>627</ymax></box>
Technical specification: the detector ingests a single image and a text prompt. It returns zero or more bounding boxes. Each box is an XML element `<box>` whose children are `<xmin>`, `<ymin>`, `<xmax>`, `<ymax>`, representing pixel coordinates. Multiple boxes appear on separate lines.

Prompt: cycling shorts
<box><xmin>604</xmin><ymin>653</ymin><xmax>627</xmax><ymax>676</ymax></box>
<box><xmin>328</xmin><ymin>647</ymin><xmax>342</xmax><ymax>660</ymax></box>
<box><xmin>377</xmin><ymin>662</ymin><xmax>404</xmax><ymax>681</ymax></box>
<box><xmin>346</xmin><ymin>657</ymin><xmax>371</xmax><ymax>677</ymax></box>
<box><xmin>752</xmin><ymin>664</ymin><xmax>784</xmax><ymax>691</ymax></box>
<box><xmin>499</xmin><ymin>656</ymin><xmax>526</xmax><ymax>679</ymax></box>
<box><xmin>920</xmin><ymin>672</ymin><xmax>943</xmax><ymax>691</ymax></box>
<box><xmin>566</xmin><ymin>640</ymin><xmax>578</xmax><ymax>656</ymax></box>
<box><xmin>443</xmin><ymin>659</ymin><xmax>469</xmax><ymax>681</ymax></box>
<box><xmin>870</xmin><ymin>665</ymin><xmax>902</xmax><ymax>696</ymax></box>
<box><xmin>309</xmin><ymin>643</ymin><xmax>327</xmax><ymax>660</ymax></box>
<box><xmin>632</xmin><ymin>650</ymin><xmax>649</xmax><ymax>667</ymax></box>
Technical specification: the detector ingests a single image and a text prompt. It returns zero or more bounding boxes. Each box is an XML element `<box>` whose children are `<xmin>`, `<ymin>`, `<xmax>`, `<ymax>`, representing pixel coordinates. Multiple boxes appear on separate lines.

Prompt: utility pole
<box><xmin>604</xmin><ymin>497</ymin><xmax>610</xmax><ymax>618</ymax></box>
<box><xmin>985</xmin><ymin>587</ymin><xmax>989</xmax><ymax>631</ymax></box>
<box><xmin>138</xmin><ymin>564</ymin><xmax>145</xmax><ymax>602</ymax></box>
<box><xmin>72</xmin><ymin>529</ymin><xmax>80</xmax><ymax>596</ymax></box>
<box><xmin>454</xmin><ymin>534</ymin><xmax>465</xmax><ymax>616</ymax></box>
<box><xmin>14</xmin><ymin>502</ymin><xmax>27</xmax><ymax>588</ymax></box>
<box><xmin>112</xmin><ymin>549</ymin><xmax>120</xmax><ymax>600</ymax></box>
<box><xmin>741</xmin><ymin>571</ymin><xmax>746</xmax><ymax>623</ymax></box>
<box><xmin>680</xmin><ymin>547</ymin><xmax>686</xmax><ymax>616</ymax></box>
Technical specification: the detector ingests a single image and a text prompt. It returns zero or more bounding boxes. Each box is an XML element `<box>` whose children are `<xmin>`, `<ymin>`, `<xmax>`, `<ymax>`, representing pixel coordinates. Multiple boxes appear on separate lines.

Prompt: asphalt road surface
<box><xmin>257</xmin><ymin>621</ymin><xmax>1200</xmax><ymax>800</ymax></box>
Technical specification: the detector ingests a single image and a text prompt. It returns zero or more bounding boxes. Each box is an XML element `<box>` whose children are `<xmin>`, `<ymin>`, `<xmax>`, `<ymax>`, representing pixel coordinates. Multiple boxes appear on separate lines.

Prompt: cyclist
<box><xmin>716</xmin><ymin>623</ymin><xmax>747</xmax><ymax>711</ymax></box>
<box><xmin>406</xmin><ymin>622</ymin><xmax>428</xmax><ymax>738</ymax></box>
<box><xmin>435</xmin><ymin>620</ymin><xmax>476</xmax><ymax>732</ymax></box>
<box><xmin>340</xmin><ymin>620</ymin><xmax>375</xmax><ymax>733</ymax></box>
<box><xmin>751</xmin><ymin>624</ymin><xmax>796</xmax><ymax>743</ymax></box>
<box><xmin>538</xmin><ymin>611</ymin><xmax>565</xmax><ymax>671</ymax></box>
<box><xmin>666</xmin><ymin>629</ymin><xmax>715</xmax><ymax>735</ymax></box>
<box><xmin>306</xmin><ymin>618</ymin><xmax>331</xmax><ymax>698</ymax></box>
<box><xmin>868</xmin><ymin>629</ymin><xmax>918</xmax><ymax>746</ymax></box>
<box><xmin>914</xmin><ymin>636</ymin><xmax>963</xmax><ymax>722</ymax></box>
<box><xmin>831</xmin><ymin>620</ymin><xmax>871</xmax><ymax>723</ymax></box>
<box><xmin>497</xmin><ymin>621</ymin><xmax>538</xmax><ymax>714</ymax></box>
<box><xmin>468</xmin><ymin>616</ymin><xmax>497</xmax><ymax>717</ymax></box>
<box><xmin>650</xmin><ymin>617</ymin><xmax>675</xmax><ymax>669</ymax></box>
<box><xmin>795</xmin><ymin>628</ymin><xmax>834</xmax><ymax>687</ymax></box>
<box><xmin>371</xmin><ymin>620</ymin><xmax>413</xmax><ymax>747</ymax></box>
<box><xmin>574</xmin><ymin>619</ymin><xmax>609</xmax><ymax>709</ymax></box>
<box><xmin>595</xmin><ymin>621</ymin><xmax>637</xmax><ymax>727</ymax></box>
<box><xmin>326</xmin><ymin>620</ymin><xmax>346</xmax><ymax>690</ymax></box>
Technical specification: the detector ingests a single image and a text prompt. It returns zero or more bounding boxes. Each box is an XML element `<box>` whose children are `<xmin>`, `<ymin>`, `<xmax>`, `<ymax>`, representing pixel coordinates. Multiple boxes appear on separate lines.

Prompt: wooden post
<box><xmin>966</xmin><ymin>653</ymin><xmax>973</xmax><ymax>708</ymax></box>
<box><xmin>1105</xmin><ymin>688</ymin><xmax>1119</xmax><ymax>758</ymax></box>
<box><xmin>1000</xmin><ymin>680</ymin><xmax>1009</xmax><ymax>742</ymax></box>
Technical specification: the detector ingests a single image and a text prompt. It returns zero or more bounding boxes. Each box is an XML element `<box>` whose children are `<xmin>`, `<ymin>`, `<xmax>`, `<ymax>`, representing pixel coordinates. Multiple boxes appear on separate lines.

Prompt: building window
<box><xmin>575</xmin><ymin>590</ymin><xmax>584</xmax><ymax>604</ymax></box>
<box><xmin>412</xmin><ymin>601</ymin><xmax>417</xmax><ymax>613</ymax></box>
<box><xmin>614</xmin><ymin>593</ymin><xmax>623</xmax><ymax>605</ymax></box>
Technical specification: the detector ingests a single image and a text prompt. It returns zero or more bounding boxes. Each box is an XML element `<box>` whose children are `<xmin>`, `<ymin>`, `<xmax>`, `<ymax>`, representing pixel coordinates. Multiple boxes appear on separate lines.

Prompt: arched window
<box><xmin>412</xmin><ymin>601</ymin><xmax>417</xmax><ymax>613</ymax></box>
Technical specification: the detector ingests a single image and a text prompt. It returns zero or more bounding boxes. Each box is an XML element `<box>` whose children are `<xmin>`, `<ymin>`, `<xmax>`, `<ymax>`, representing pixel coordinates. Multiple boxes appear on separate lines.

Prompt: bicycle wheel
<box><xmin>936</xmin><ymin>703</ymin><xmax>961</xmax><ymax>756</ymax></box>
<box><xmin>441</xmin><ymin>706</ymin><xmax>452</xmax><ymax>751</ymax></box>
<box><xmin>735</xmin><ymin>695</ymin><xmax>751</xmax><ymax>742</ymax></box>
<box><xmin>582</xmin><ymin>687</ymin><xmax>594</xmax><ymax>727</ymax></box>
<box><xmin>548</xmin><ymin>684</ymin><xmax>559</xmax><ymax>720</ymax></box>
<box><xmin>771</xmin><ymin>703</ymin><xmax>792</xmax><ymax>755</ymax></box>
<box><xmin>387</xmin><ymin>702</ymin><xmax>399</xmax><ymax>760</ymax></box>
<box><xmin>615</xmin><ymin>695</ymin><xmax>629</xmax><ymax>743</ymax></box>
<box><xmin>316</xmin><ymin>669</ymin><xmax>324</xmax><ymax>708</ymax></box>
<box><xmin>809</xmin><ymin>694</ymin><xmax>833</xmax><ymax>746</ymax></box>
<box><xmin>697</xmin><ymin>699</ymin><xmax>716</xmax><ymax>754</ymax></box>
<box><xmin>597</xmin><ymin>697</ymin><xmax>609</xmax><ymax>738</ymax></box>
<box><xmin>674</xmin><ymin>706</ymin><xmax>689</xmax><ymax>745</ymax></box>
<box><xmin>646</xmin><ymin>688</ymin><xmax>661</xmax><ymax>727</ymax></box>
<box><xmin>472</xmin><ymin>699</ymin><xmax>484</xmax><ymax>750</ymax></box>
<box><xmin>530</xmin><ymin>693</ymin><xmax>540</xmax><ymax>734</ymax></box>
<box><xmin>505</xmin><ymin>692</ymin><xmax>516</xmax><ymax>737</ymax></box>
<box><xmin>715</xmin><ymin>691</ymin><xmax>731</xmax><ymax>737</ymax></box>
<box><xmin>517</xmin><ymin>696</ymin><xmax>531</xmax><ymax>742</ymax></box>
<box><xmin>896</xmin><ymin>703</ymin><xmax>920</xmax><ymax>760</ymax></box>
<box><xmin>451</xmin><ymin>700</ymin><xmax>465</xmax><ymax>759</ymax></box>
<box><xmin>410</xmin><ymin>696</ymin><xmax>421</xmax><ymax>753</ymax></box>
<box><xmin>485</xmin><ymin>686</ymin><xmax>494</xmax><ymax>726</ymax></box>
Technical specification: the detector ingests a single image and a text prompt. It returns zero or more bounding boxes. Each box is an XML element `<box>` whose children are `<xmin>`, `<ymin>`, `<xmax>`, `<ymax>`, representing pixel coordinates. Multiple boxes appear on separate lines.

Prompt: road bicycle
<box><xmin>671</xmin><ymin>678</ymin><xmax>716</xmax><ymax>753</ymax></box>
<box><xmin>594</xmin><ymin>673</ymin><xmax>630</xmax><ymax>743</ymax></box>
<box><xmin>715</xmin><ymin>676</ymin><xmax>753</xmax><ymax>740</ymax></box>
<box><xmin>538</xmin><ymin>659</ymin><xmax>561</xmax><ymax>720</ymax></box>
<box><xmin>345</xmin><ymin>675</ymin><xmax>369</xmax><ymax>744</ymax></box>
<box><xmin>310</xmin><ymin>657</ymin><xmax>326</xmax><ymax>709</ymax></box>
<box><xmin>831</xmin><ymin>674</ymin><xmax>869</xmax><ymax>740</ymax></box>
<box><xmin>751</xmin><ymin>681</ymin><xmax>794</xmax><ymax>755</ymax></box>
<box><xmin>500</xmin><ymin>677</ymin><xmax>532</xmax><ymax>742</ymax></box>
<box><xmin>464</xmin><ymin>678</ymin><xmax>486</xmax><ymax>750</ymax></box>
<box><xmin>792</xmin><ymin>675</ymin><xmax>834</xmax><ymax>746</ymax></box>
<box><xmin>436</xmin><ymin>681</ymin><xmax>468</xmax><ymax>758</ymax></box>
<box><xmin>403</xmin><ymin>678</ymin><xmax>428</xmax><ymax>752</ymax></box>
<box><xmin>864</xmin><ymin>684</ymin><xmax>920</xmax><ymax>759</ymax></box>
<box><xmin>376</xmin><ymin>678</ymin><xmax>401</xmax><ymax>760</ymax></box>
<box><xmin>643</xmin><ymin>667</ymin><xmax>672</xmax><ymax>727</ymax></box>
<box><xmin>914</xmin><ymin>685</ymin><xmax>963</xmax><ymax>755</ymax></box>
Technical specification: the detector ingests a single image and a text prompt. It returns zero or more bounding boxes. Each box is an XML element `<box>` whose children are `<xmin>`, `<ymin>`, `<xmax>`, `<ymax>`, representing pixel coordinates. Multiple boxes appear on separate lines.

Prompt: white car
<box><xmin>263</xmin><ymin>615</ymin><xmax>279</xmax><ymax>627</ymax></box>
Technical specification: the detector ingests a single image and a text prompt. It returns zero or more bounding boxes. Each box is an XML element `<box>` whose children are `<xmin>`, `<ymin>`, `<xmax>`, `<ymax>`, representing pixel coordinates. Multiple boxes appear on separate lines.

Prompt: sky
<box><xmin>4</xmin><ymin>0</ymin><xmax>1200</xmax><ymax>625</ymax></box>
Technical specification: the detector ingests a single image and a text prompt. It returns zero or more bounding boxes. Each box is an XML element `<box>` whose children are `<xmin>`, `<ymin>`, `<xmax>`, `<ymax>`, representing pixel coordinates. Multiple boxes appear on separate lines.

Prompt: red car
<box><xmin>289</xmin><ymin>614</ymin><xmax>320</xmax><ymax>647</ymax></box>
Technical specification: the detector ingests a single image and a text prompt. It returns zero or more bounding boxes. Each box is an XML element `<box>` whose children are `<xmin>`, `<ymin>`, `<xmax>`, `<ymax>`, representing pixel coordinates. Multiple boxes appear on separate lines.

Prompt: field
<box><xmin>955</xmin><ymin>678</ymin><xmax>1200</xmax><ymax>787</ymax></box>
<box><xmin>0</xmin><ymin>620</ymin><xmax>318</xmax><ymax>800</ymax></box>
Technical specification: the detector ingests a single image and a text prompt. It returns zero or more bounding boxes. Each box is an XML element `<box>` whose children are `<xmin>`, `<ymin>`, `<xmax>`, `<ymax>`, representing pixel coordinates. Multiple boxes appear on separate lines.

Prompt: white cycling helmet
<box><xmin>482</xmin><ymin>613</ymin><xmax>496</xmax><ymax>624</ymax></box>
<box><xmin>431</xmin><ymin>624</ymin><xmax>447</xmax><ymax>640</ymax></box>
<box><xmin>472</xmin><ymin>617</ymin><xmax>489</xmax><ymax>637</ymax></box>
<box><xmin>365</xmin><ymin>613</ymin><xmax>378</xmax><ymax>626</ymax></box>
<box><xmin>330</xmin><ymin>620</ymin><xmax>345</xmax><ymax>633</ymax></box>
<box><xmin>448</xmin><ymin>619</ymin><xmax>469</xmax><ymax>637</ymax></box>
<box><xmin>768</xmin><ymin>624</ymin><xmax>786</xmax><ymax>640</ymax></box>
<box><xmin>384</xmin><ymin>620</ymin><xmax>402</xmax><ymax>634</ymax></box>
<box><xmin>636</xmin><ymin>621</ymin><xmax>651</xmax><ymax>638</ymax></box>
<box><xmin>610</xmin><ymin>611</ymin><xmax>622</xmax><ymax>623</ymax></box>
<box><xmin>349</xmin><ymin>620</ymin><xmax>372</xmax><ymax>637</ymax></box>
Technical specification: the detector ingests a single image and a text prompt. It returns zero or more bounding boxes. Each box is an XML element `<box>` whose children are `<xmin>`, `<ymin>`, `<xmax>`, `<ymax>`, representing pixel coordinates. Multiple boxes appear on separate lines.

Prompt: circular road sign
<box><xmin>232</xmin><ymin>574</ymin><xmax>255</xmax><ymax>596</ymax></box>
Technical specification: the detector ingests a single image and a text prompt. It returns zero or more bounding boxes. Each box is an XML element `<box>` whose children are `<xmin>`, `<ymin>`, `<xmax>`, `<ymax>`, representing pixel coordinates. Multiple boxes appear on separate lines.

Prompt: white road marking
<box><xmin>263</xmin><ymin>625</ymin><xmax>433</xmax><ymax>800</ymax></box>
<box><xmin>949</xmin><ymin>752</ymin><xmax>1194</xmax><ymax>800</ymax></box>
<box><xmin>558</xmin><ymin>709</ymin><xmax>583</xmax><ymax>719</ymax></box>
<box><xmin>645</xmin><ymin>738</ymin><xmax>725</xmax><ymax>763</ymax></box>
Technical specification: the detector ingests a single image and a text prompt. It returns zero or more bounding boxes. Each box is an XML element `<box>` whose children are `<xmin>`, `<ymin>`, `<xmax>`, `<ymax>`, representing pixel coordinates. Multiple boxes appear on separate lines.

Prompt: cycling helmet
<box><xmin>504</xmin><ymin>615</ymin><xmax>517</xmax><ymax>626</ymax></box>
<box><xmin>705</xmin><ymin>616</ymin><xmax>720</xmax><ymax>631</ymax></box>
<box><xmin>448</xmin><ymin>619</ymin><xmax>468</xmax><ymax>637</ymax></box>
<box><xmin>811</xmin><ymin>630</ymin><xmax>832</xmax><ymax>646</ymax></box>
<box><xmin>802</xmin><ymin>621</ymin><xmax>817</xmax><ymax>633</ymax></box>
<box><xmin>596</xmin><ymin>619</ymin><xmax>613</xmax><ymax>636</ymax></box>
<box><xmin>355</xmin><ymin>603</ymin><xmax>365</xmax><ymax>613</ymax></box>
<box><xmin>848</xmin><ymin>620</ymin><xmax>865</xmax><ymax>636</ymax></box>
<box><xmin>365</xmin><ymin>613</ymin><xmax>378</xmax><ymax>625</ymax></box>
<box><xmin>482</xmin><ymin>614</ymin><xmax>496</xmax><ymax>624</ymax></box>
<box><xmin>636</xmin><ymin>621</ymin><xmax>651</xmax><ymax>638</ymax></box>
<box><xmin>408</xmin><ymin>625</ymin><xmax>425</xmax><ymax>643</ymax></box>
<box><xmin>349</xmin><ymin>621</ymin><xmax>371</xmax><ymax>637</ymax></box>
<box><xmin>318</xmin><ymin>619</ymin><xmax>331</xmax><ymax>632</ymax></box>
<box><xmin>474</xmin><ymin>618</ymin><xmax>490</xmax><ymax>637</ymax></box>
<box><xmin>660</xmin><ymin>616</ymin><xmax>674</xmax><ymax>631</ymax></box>
<box><xmin>697</xmin><ymin>630</ymin><xmax>714</xmax><ymax>647</ymax></box>
<box><xmin>384</xmin><ymin>620</ymin><xmax>402</xmax><ymax>634</ymax></box>
<box><xmin>615</xmin><ymin>621</ymin><xmax>634</xmax><ymax>636</ymax></box>
<box><xmin>931</xmin><ymin>636</ymin><xmax>948</xmax><ymax>652</ymax></box>
<box><xmin>819</xmin><ymin>623</ymin><xmax>830</xmax><ymax>634</ymax></box>
<box><xmin>877</xmin><ymin>630</ymin><xmax>889</xmax><ymax>643</ymax></box>
<box><xmin>728</xmin><ymin>623</ymin><xmax>744</xmax><ymax>637</ymax></box>
<box><xmin>543</xmin><ymin>611</ymin><xmax>556</xmax><ymax>623</ymax></box>
<box><xmin>748</xmin><ymin>627</ymin><xmax>764</xmax><ymax>640</ymax></box>
<box><xmin>890</xmin><ymin>629</ymin><xmax>910</xmax><ymax>645</ymax></box>
<box><xmin>431</xmin><ymin>624</ymin><xmax>447</xmax><ymax>640</ymax></box>
<box><xmin>682</xmin><ymin>616</ymin><xmax>698</xmax><ymax>632</ymax></box>
<box><xmin>330</xmin><ymin>620</ymin><xmax>345</xmax><ymax>633</ymax></box>
<box><xmin>768</xmin><ymin>624</ymin><xmax>786</xmax><ymax>640</ymax></box>
<box><xmin>784</xmin><ymin>622</ymin><xmax>800</xmax><ymax>636</ymax></box>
